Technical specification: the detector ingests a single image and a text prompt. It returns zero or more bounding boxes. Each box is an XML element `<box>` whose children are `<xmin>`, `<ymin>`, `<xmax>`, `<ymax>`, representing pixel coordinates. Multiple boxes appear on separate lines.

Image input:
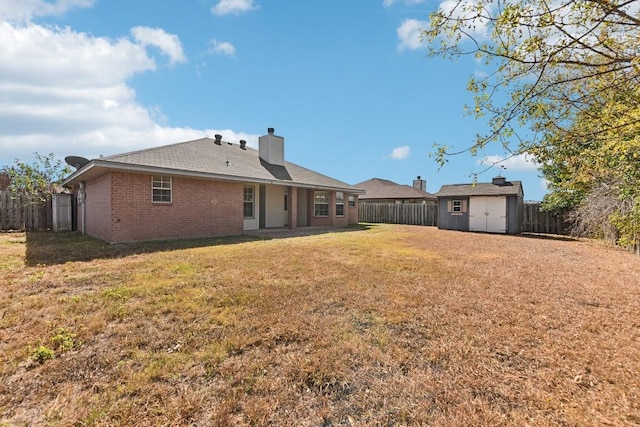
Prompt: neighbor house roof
<box><xmin>355</xmin><ymin>178</ymin><xmax>437</xmax><ymax>201</ymax></box>
<box><xmin>63</xmin><ymin>137</ymin><xmax>364</xmax><ymax>193</ymax></box>
<box><xmin>436</xmin><ymin>179</ymin><xmax>523</xmax><ymax>197</ymax></box>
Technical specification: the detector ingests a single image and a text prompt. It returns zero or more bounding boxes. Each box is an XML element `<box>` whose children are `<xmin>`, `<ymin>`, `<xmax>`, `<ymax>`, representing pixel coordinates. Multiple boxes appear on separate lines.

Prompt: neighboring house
<box><xmin>435</xmin><ymin>176</ymin><xmax>524</xmax><ymax>234</ymax></box>
<box><xmin>355</xmin><ymin>176</ymin><xmax>437</xmax><ymax>204</ymax></box>
<box><xmin>63</xmin><ymin>128</ymin><xmax>364</xmax><ymax>243</ymax></box>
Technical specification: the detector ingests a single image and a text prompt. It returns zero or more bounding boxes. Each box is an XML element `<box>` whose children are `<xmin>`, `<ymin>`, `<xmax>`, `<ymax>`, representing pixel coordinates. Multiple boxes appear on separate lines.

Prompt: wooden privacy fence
<box><xmin>359</xmin><ymin>201</ymin><xmax>571</xmax><ymax>235</ymax></box>
<box><xmin>521</xmin><ymin>202</ymin><xmax>570</xmax><ymax>234</ymax></box>
<box><xmin>359</xmin><ymin>203</ymin><xmax>438</xmax><ymax>226</ymax></box>
<box><xmin>0</xmin><ymin>190</ymin><xmax>52</xmax><ymax>231</ymax></box>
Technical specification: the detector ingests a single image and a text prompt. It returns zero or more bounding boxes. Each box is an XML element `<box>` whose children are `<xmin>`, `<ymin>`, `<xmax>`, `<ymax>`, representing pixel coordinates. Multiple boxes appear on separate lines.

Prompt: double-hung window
<box><xmin>348</xmin><ymin>195</ymin><xmax>356</xmax><ymax>208</ymax></box>
<box><xmin>452</xmin><ymin>200</ymin><xmax>462</xmax><ymax>212</ymax></box>
<box><xmin>335</xmin><ymin>192</ymin><xmax>344</xmax><ymax>216</ymax></box>
<box><xmin>152</xmin><ymin>176</ymin><xmax>172</xmax><ymax>203</ymax></box>
<box><xmin>314</xmin><ymin>191</ymin><xmax>329</xmax><ymax>216</ymax></box>
<box><xmin>244</xmin><ymin>186</ymin><xmax>255</xmax><ymax>218</ymax></box>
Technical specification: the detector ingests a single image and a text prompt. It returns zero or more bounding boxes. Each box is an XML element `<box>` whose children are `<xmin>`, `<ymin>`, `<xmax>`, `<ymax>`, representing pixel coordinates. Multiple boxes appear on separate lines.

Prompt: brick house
<box><xmin>63</xmin><ymin>128</ymin><xmax>364</xmax><ymax>243</ymax></box>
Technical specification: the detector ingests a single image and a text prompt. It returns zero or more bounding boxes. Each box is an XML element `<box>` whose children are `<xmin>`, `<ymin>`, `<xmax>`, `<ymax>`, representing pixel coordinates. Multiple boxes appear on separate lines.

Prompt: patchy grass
<box><xmin>1</xmin><ymin>225</ymin><xmax>639</xmax><ymax>426</ymax></box>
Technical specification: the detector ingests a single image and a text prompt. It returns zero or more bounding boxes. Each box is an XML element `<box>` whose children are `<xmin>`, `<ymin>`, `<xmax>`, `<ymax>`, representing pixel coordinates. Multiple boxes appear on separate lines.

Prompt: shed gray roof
<box><xmin>436</xmin><ymin>180</ymin><xmax>523</xmax><ymax>197</ymax></box>
<box><xmin>355</xmin><ymin>178</ymin><xmax>437</xmax><ymax>201</ymax></box>
<box><xmin>64</xmin><ymin>137</ymin><xmax>363</xmax><ymax>193</ymax></box>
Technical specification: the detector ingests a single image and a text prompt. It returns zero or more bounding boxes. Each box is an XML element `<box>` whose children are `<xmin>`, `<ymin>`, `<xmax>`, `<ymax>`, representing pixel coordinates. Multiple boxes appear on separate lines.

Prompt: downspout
<box><xmin>79</xmin><ymin>181</ymin><xmax>86</xmax><ymax>235</ymax></box>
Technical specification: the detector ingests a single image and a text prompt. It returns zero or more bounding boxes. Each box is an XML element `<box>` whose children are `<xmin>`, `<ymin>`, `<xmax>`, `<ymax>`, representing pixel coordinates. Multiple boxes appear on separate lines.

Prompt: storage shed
<box><xmin>435</xmin><ymin>176</ymin><xmax>524</xmax><ymax>234</ymax></box>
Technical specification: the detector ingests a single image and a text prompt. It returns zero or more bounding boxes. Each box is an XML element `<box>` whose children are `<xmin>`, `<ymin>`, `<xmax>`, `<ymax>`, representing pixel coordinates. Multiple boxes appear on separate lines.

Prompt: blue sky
<box><xmin>0</xmin><ymin>0</ymin><xmax>547</xmax><ymax>200</ymax></box>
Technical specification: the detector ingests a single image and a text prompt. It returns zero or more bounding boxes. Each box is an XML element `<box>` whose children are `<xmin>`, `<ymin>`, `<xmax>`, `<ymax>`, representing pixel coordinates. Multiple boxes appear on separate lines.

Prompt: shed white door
<box><xmin>469</xmin><ymin>196</ymin><xmax>507</xmax><ymax>233</ymax></box>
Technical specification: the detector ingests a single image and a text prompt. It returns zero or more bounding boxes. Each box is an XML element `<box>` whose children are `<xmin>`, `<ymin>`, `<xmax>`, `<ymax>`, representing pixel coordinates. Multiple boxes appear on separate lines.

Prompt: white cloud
<box><xmin>396</xmin><ymin>18</ymin><xmax>427</xmax><ymax>51</ymax></box>
<box><xmin>211</xmin><ymin>0</ymin><xmax>259</xmax><ymax>16</ymax></box>
<box><xmin>0</xmin><ymin>21</ymin><xmax>258</xmax><ymax>167</ymax></box>
<box><xmin>0</xmin><ymin>0</ymin><xmax>94</xmax><ymax>22</ymax></box>
<box><xmin>389</xmin><ymin>145</ymin><xmax>411</xmax><ymax>160</ymax></box>
<box><xmin>479</xmin><ymin>153</ymin><xmax>539</xmax><ymax>172</ymax></box>
<box><xmin>208</xmin><ymin>39</ymin><xmax>236</xmax><ymax>57</ymax></box>
<box><xmin>131</xmin><ymin>26</ymin><xmax>186</xmax><ymax>65</ymax></box>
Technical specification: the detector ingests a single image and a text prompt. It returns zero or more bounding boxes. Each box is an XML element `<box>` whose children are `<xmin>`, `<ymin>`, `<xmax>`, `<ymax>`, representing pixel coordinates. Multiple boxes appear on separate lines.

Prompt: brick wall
<box><xmin>85</xmin><ymin>173</ymin><xmax>112</xmax><ymax>241</ymax></box>
<box><xmin>347</xmin><ymin>194</ymin><xmax>359</xmax><ymax>225</ymax></box>
<box><xmin>84</xmin><ymin>172</ymin><xmax>244</xmax><ymax>243</ymax></box>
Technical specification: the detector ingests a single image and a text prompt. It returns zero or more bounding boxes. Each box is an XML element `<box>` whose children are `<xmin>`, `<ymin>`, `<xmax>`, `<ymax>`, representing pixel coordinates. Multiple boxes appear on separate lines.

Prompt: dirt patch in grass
<box><xmin>1</xmin><ymin>225</ymin><xmax>639</xmax><ymax>426</ymax></box>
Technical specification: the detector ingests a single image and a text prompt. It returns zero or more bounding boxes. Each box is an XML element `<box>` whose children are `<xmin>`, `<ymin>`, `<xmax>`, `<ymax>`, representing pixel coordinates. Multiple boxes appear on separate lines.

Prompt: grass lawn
<box><xmin>1</xmin><ymin>224</ymin><xmax>639</xmax><ymax>426</ymax></box>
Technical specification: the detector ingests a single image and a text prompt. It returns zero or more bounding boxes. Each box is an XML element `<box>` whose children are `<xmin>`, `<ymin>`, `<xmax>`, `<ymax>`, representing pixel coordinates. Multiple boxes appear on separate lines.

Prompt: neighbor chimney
<box><xmin>413</xmin><ymin>176</ymin><xmax>427</xmax><ymax>191</ymax></box>
<box><xmin>214</xmin><ymin>134</ymin><xmax>222</xmax><ymax>145</ymax></box>
<box><xmin>259</xmin><ymin>127</ymin><xmax>284</xmax><ymax>166</ymax></box>
<box><xmin>239</xmin><ymin>140</ymin><xmax>247</xmax><ymax>149</ymax></box>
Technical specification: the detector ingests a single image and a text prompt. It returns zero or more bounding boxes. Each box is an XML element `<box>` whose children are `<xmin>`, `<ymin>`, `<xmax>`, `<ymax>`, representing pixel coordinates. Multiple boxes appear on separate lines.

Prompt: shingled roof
<box><xmin>436</xmin><ymin>178</ymin><xmax>523</xmax><ymax>198</ymax></box>
<box><xmin>355</xmin><ymin>178</ymin><xmax>437</xmax><ymax>201</ymax></box>
<box><xmin>64</xmin><ymin>137</ymin><xmax>363</xmax><ymax>193</ymax></box>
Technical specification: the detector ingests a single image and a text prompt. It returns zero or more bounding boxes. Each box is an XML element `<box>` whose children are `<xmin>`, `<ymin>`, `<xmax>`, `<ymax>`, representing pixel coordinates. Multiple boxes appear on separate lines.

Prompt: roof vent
<box><xmin>267</xmin><ymin>127</ymin><xmax>275</xmax><ymax>135</ymax></box>
<box><xmin>492</xmin><ymin>176</ymin><xmax>507</xmax><ymax>186</ymax></box>
<box><xmin>239</xmin><ymin>140</ymin><xmax>247</xmax><ymax>149</ymax></box>
<box><xmin>214</xmin><ymin>134</ymin><xmax>222</xmax><ymax>145</ymax></box>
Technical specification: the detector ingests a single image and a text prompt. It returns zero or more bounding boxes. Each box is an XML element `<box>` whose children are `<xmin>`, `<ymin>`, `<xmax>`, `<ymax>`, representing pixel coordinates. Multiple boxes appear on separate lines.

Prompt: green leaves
<box><xmin>2</xmin><ymin>153</ymin><xmax>72</xmax><ymax>201</ymax></box>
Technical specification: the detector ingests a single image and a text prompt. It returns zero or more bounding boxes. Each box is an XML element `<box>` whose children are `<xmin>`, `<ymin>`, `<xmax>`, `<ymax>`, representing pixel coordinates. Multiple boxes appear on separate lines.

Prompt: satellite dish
<box><xmin>65</xmin><ymin>156</ymin><xmax>90</xmax><ymax>169</ymax></box>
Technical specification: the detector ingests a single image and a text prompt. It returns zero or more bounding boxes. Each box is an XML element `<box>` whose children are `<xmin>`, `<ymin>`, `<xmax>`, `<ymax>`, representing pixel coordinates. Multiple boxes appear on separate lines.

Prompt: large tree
<box><xmin>424</xmin><ymin>0</ymin><xmax>640</xmax><ymax>249</ymax></box>
<box><xmin>424</xmin><ymin>0</ymin><xmax>640</xmax><ymax>162</ymax></box>
<box><xmin>1</xmin><ymin>153</ymin><xmax>71</xmax><ymax>201</ymax></box>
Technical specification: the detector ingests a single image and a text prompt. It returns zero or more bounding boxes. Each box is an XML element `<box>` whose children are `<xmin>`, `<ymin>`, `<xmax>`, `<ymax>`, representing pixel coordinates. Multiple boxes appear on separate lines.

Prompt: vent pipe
<box><xmin>214</xmin><ymin>134</ymin><xmax>222</xmax><ymax>145</ymax></box>
<box><xmin>239</xmin><ymin>140</ymin><xmax>247</xmax><ymax>149</ymax></box>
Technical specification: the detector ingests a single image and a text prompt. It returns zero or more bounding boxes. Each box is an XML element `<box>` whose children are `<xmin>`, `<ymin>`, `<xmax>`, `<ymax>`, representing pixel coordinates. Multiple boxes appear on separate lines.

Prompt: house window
<box><xmin>244</xmin><ymin>186</ymin><xmax>254</xmax><ymax>218</ymax></box>
<box><xmin>336</xmin><ymin>192</ymin><xmax>344</xmax><ymax>216</ymax></box>
<box><xmin>314</xmin><ymin>191</ymin><xmax>329</xmax><ymax>216</ymax></box>
<box><xmin>152</xmin><ymin>176</ymin><xmax>172</xmax><ymax>203</ymax></box>
<box><xmin>452</xmin><ymin>200</ymin><xmax>462</xmax><ymax>212</ymax></box>
<box><xmin>348</xmin><ymin>195</ymin><xmax>356</xmax><ymax>208</ymax></box>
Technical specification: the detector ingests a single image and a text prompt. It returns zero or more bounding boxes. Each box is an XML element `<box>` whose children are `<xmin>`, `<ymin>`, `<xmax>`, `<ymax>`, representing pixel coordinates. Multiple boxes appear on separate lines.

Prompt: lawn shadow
<box><xmin>518</xmin><ymin>232</ymin><xmax>579</xmax><ymax>243</ymax></box>
<box><xmin>24</xmin><ymin>223</ymin><xmax>376</xmax><ymax>266</ymax></box>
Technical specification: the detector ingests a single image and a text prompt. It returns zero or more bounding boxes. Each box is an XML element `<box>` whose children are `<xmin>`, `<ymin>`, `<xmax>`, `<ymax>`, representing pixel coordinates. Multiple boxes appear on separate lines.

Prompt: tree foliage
<box><xmin>1</xmin><ymin>153</ymin><xmax>72</xmax><ymax>202</ymax></box>
<box><xmin>424</xmin><ymin>0</ymin><xmax>640</xmax><ymax>248</ymax></box>
<box><xmin>425</xmin><ymin>0</ymin><xmax>640</xmax><ymax>158</ymax></box>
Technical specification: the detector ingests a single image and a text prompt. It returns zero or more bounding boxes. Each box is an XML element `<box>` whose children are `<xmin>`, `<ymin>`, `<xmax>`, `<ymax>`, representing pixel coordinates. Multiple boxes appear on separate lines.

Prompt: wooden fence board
<box><xmin>521</xmin><ymin>202</ymin><xmax>570</xmax><ymax>234</ymax></box>
<box><xmin>359</xmin><ymin>203</ymin><xmax>437</xmax><ymax>226</ymax></box>
<box><xmin>0</xmin><ymin>190</ymin><xmax>52</xmax><ymax>231</ymax></box>
<box><xmin>359</xmin><ymin>201</ymin><xmax>570</xmax><ymax>235</ymax></box>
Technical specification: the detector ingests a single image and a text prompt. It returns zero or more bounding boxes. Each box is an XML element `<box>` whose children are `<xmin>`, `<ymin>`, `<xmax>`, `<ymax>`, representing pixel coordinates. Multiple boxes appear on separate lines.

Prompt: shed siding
<box><xmin>437</xmin><ymin>196</ymin><xmax>469</xmax><ymax>231</ymax></box>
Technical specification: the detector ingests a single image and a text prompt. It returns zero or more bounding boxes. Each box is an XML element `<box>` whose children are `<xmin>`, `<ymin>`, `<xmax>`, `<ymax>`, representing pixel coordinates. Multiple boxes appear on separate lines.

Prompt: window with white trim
<box><xmin>348</xmin><ymin>195</ymin><xmax>356</xmax><ymax>208</ymax></box>
<box><xmin>243</xmin><ymin>186</ymin><xmax>254</xmax><ymax>218</ymax></box>
<box><xmin>452</xmin><ymin>199</ymin><xmax>462</xmax><ymax>212</ymax></box>
<box><xmin>314</xmin><ymin>191</ymin><xmax>329</xmax><ymax>216</ymax></box>
<box><xmin>152</xmin><ymin>176</ymin><xmax>172</xmax><ymax>203</ymax></box>
<box><xmin>336</xmin><ymin>192</ymin><xmax>344</xmax><ymax>216</ymax></box>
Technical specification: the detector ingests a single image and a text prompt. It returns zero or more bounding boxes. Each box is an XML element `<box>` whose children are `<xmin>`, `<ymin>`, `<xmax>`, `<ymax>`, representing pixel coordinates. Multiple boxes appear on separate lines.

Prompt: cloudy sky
<box><xmin>0</xmin><ymin>0</ymin><xmax>546</xmax><ymax>200</ymax></box>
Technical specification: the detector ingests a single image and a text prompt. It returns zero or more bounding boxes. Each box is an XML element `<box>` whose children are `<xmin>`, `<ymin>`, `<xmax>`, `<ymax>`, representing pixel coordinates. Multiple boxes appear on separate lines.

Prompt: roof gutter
<box><xmin>63</xmin><ymin>160</ymin><xmax>365</xmax><ymax>194</ymax></box>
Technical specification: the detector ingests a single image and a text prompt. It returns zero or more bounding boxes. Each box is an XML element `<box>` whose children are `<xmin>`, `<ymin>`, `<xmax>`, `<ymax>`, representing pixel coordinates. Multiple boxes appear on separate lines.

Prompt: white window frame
<box><xmin>452</xmin><ymin>199</ymin><xmax>462</xmax><ymax>213</ymax></box>
<box><xmin>314</xmin><ymin>191</ymin><xmax>329</xmax><ymax>217</ymax></box>
<box><xmin>336</xmin><ymin>192</ymin><xmax>344</xmax><ymax>217</ymax></box>
<box><xmin>152</xmin><ymin>176</ymin><xmax>172</xmax><ymax>203</ymax></box>
<box><xmin>243</xmin><ymin>186</ymin><xmax>255</xmax><ymax>218</ymax></box>
<box><xmin>348</xmin><ymin>195</ymin><xmax>356</xmax><ymax>208</ymax></box>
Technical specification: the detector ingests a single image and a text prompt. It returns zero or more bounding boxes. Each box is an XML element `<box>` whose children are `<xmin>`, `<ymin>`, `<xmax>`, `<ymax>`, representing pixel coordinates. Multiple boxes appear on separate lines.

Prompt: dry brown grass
<box><xmin>1</xmin><ymin>224</ymin><xmax>639</xmax><ymax>426</ymax></box>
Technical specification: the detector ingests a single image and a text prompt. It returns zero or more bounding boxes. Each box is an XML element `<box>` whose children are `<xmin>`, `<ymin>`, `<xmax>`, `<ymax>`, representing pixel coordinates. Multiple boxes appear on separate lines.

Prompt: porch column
<box><xmin>287</xmin><ymin>186</ymin><xmax>297</xmax><ymax>230</ymax></box>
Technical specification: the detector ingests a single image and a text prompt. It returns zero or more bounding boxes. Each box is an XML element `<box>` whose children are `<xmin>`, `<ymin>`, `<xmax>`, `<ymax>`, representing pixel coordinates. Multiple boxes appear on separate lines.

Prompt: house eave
<box><xmin>63</xmin><ymin>160</ymin><xmax>364</xmax><ymax>194</ymax></box>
